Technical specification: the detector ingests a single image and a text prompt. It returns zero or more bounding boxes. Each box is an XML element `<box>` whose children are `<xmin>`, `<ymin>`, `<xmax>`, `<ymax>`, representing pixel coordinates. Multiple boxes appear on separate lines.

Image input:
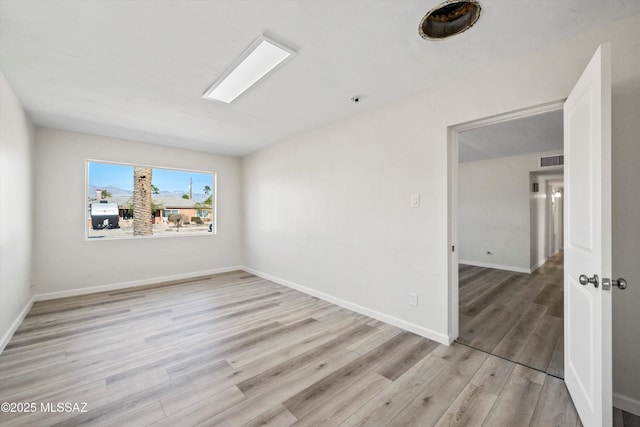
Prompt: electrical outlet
<box><xmin>409</xmin><ymin>292</ymin><xmax>418</xmax><ymax>306</ymax></box>
<box><xmin>410</xmin><ymin>194</ymin><xmax>420</xmax><ymax>208</ymax></box>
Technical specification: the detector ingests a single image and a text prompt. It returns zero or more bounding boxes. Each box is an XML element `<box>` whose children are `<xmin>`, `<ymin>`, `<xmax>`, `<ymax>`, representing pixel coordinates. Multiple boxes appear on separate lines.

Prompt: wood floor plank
<box><xmin>460</xmin><ymin>273</ymin><xmax>522</xmax><ymax>317</ymax></box>
<box><xmin>291</xmin><ymin>371</ymin><xmax>390</xmax><ymax>426</ymax></box>
<box><xmin>548</xmin><ymin>293</ymin><xmax>564</xmax><ymax>318</ymax></box>
<box><xmin>97</xmin><ymin>400</ymin><xmax>167</xmax><ymax>427</ymax></box>
<box><xmin>469</xmin><ymin>354</ymin><xmax>516</xmax><ymax>396</ymax></box>
<box><xmin>518</xmin><ymin>314</ymin><xmax>563</xmax><ymax>373</ymax></box>
<box><xmin>159</xmin><ymin>374</ymin><xmax>245</xmax><ymax>416</ymax></box>
<box><xmin>482</xmin><ymin>367</ymin><xmax>544</xmax><ymax>426</ymax></box>
<box><xmin>144</xmin><ymin>302</ymin><xmax>281</xmax><ymax>344</ymax></box>
<box><xmin>199</xmin><ymin>350</ymin><xmax>360</xmax><ymax>427</ymax></box>
<box><xmin>385</xmin><ymin>345</ymin><xmax>488</xmax><ymax>426</ymax></box>
<box><xmin>547</xmin><ymin>334</ymin><xmax>565</xmax><ymax>378</ymax></box>
<box><xmin>529</xmin><ymin>375</ymin><xmax>579</xmax><ymax>427</ymax></box>
<box><xmin>242</xmin><ymin>404</ymin><xmax>298</xmax><ymax>427</ymax></box>
<box><xmin>512</xmin><ymin>363</ymin><xmax>546</xmax><ymax>385</ymax></box>
<box><xmin>230</xmin><ymin>329</ymin><xmax>337</xmax><ymax>370</ymax></box>
<box><xmin>55</xmin><ymin>360</ymin><xmax>237</xmax><ymax>426</ymax></box>
<box><xmin>375</xmin><ymin>337</ymin><xmax>439</xmax><ymax>381</ymax></box>
<box><xmin>164</xmin><ymin>318</ymin><xmax>319</xmax><ymax>380</ymax></box>
<box><xmin>432</xmin><ymin>383</ymin><xmax>497</xmax><ymax>427</ymax></box>
<box><xmin>339</xmin><ymin>353</ymin><xmax>450</xmax><ymax>427</ymax></box>
<box><xmin>236</xmin><ymin>323</ymin><xmax>374</xmax><ymax>398</ymax></box>
<box><xmin>282</xmin><ymin>331</ymin><xmax>423</xmax><ymax>419</ymax></box>
<box><xmin>0</xmin><ymin>348</ymin><xmax>67</xmax><ymax>372</ymax></box>
<box><xmin>492</xmin><ymin>303</ymin><xmax>548</xmax><ymax>361</ymax></box>
<box><xmin>534</xmin><ymin>282</ymin><xmax>563</xmax><ymax>307</ymax></box>
<box><xmin>0</xmin><ymin>342</ymin><xmax>184</xmax><ymax>401</ymax></box>
<box><xmin>219</xmin><ymin>318</ymin><xmax>342</xmax><ymax>368</ymax></box>
<box><xmin>346</xmin><ymin>324</ymin><xmax>402</xmax><ymax>355</ymax></box>
<box><xmin>106</xmin><ymin>366</ymin><xmax>171</xmax><ymax>395</ymax></box>
<box><xmin>457</xmin><ymin>305</ymin><xmax>505</xmax><ymax>346</ymax></box>
<box><xmin>151</xmin><ymin>386</ymin><xmax>246</xmax><ymax>427</ymax></box>
<box><xmin>467</xmin><ymin>306</ymin><xmax>523</xmax><ymax>353</ymax></box>
<box><xmin>6</xmin><ymin>307</ymin><xmax>175</xmax><ymax>350</ymax></box>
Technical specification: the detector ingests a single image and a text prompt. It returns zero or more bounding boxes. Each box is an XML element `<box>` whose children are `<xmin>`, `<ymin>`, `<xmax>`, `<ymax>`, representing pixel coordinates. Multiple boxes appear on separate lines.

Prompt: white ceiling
<box><xmin>459</xmin><ymin>110</ymin><xmax>563</xmax><ymax>162</ymax></box>
<box><xmin>2</xmin><ymin>0</ymin><xmax>640</xmax><ymax>157</ymax></box>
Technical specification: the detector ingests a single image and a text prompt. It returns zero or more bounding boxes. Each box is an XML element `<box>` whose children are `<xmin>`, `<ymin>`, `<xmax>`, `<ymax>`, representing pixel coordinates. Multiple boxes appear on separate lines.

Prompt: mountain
<box><xmin>157</xmin><ymin>191</ymin><xmax>208</xmax><ymax>202</ymax></box>
<box><xmin>88</xmin><ymin>185</ymin><xmax>131</xmax><ymax>196</ymax></box>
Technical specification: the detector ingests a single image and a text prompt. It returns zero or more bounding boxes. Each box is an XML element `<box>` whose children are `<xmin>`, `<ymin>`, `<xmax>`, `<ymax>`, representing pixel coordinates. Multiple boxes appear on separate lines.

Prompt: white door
<box><xmin>564</xmin><ymin>43</ymin><xmax>612</xmax><ymax>427</ymax></box>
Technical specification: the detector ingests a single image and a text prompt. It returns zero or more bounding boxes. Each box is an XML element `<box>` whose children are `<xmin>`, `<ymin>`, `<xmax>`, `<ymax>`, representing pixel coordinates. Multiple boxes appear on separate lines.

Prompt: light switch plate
<box><xmin>409</xmin><ymin>292</ymin><xmax>418</xmax><ymax>306</ymax></box>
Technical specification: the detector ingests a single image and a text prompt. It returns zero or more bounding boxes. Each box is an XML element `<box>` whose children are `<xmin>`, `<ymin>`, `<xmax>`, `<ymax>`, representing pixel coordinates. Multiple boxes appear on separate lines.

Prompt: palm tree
<box><xmin>203</xmin><ymin>185</ymin><xmax>211</xmax><ymax>196</ymax></box>
<box><xmin>151</xmin><ymin>184</ymin><xmax>160</xmax><ymax>195</ymax></box>
<box><xmin>133</xmin><ymin>166</ymin><xmax>153</xmax><ymax>236</ymax></box>
<box><xmin>101</xmin><ymin>189</ymin><xmax>112</xmax><ymax>199</ymax></box>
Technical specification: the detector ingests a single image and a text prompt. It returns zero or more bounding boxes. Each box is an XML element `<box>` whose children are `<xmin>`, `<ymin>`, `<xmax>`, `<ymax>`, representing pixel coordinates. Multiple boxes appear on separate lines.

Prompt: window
<box><xmin>196</xmin><ymin>209</ymin><xmax>210</xmax><ymax>218</ymax></box>
<box><xmin>163</xmin><ymin>209</ymin><xmax>179</xmax><ymax>218</ymax></box>
<box><xmin>87</xmin><ymin>161</ymin><xmax>216</xmax><ymax>239</ymax></box>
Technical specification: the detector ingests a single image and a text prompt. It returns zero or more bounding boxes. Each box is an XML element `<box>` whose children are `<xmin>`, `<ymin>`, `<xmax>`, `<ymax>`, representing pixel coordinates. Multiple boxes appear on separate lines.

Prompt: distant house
<box><xmin>88</xmin><ymin>195</ymin><xmax>212</xmax><ymax>225</ymax></box>
<box><xmin>151</xmin><ymin>195</ymin><xmax>212</xmax><ymax>224</ymax></box>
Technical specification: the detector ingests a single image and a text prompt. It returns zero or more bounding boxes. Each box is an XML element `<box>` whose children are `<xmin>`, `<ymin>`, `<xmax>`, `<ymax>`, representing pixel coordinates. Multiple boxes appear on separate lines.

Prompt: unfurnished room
<box><xmin>1</xmin><ymin>1</ymin><xmax>639</xmax><ymax>426</ymax></box>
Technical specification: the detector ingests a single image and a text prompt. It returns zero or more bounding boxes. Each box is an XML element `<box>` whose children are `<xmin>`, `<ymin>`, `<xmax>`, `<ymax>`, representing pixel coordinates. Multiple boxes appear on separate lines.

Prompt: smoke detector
<box><xmin>419</xmin><ymin>0</ymin><xmax>481</xmax><ymax>40</ymax></box>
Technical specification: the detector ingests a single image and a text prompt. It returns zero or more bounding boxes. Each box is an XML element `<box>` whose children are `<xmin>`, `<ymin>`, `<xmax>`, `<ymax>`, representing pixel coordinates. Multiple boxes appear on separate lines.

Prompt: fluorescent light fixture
<box><xmin>203</xmin><ymin>34</ymin><xmax>295</xmax><ymax>103</ymax></box>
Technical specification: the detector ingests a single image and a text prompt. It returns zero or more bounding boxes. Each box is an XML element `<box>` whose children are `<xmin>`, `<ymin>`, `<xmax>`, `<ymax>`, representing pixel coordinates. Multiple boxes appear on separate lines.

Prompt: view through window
<box><xmin>87</xmin><ymin>161</ymin><xmax>215</xmax><ymax>239</ymax></box>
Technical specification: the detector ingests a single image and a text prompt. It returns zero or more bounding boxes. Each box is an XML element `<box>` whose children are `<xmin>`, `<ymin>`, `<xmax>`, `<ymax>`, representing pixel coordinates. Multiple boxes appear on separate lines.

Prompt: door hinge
<box><xmin>451</xmin><ymin>245</ymin><xmax>455</xmax><ymax>252</ymax></box>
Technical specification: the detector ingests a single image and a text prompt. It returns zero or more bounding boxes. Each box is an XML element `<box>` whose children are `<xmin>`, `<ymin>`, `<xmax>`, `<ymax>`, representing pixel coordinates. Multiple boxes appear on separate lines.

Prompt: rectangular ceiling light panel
<box><xmin>203</xmin><ymin>35</ymin><xmax>295</xmax><ymax>103</ymax></box>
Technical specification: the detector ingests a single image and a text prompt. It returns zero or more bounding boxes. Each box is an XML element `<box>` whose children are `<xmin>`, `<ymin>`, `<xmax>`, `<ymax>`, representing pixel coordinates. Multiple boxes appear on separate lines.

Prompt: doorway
<box><xmin>447</xmin><ymin>102</ymin><xmax>566</xmax><ymax>377</ymax></box>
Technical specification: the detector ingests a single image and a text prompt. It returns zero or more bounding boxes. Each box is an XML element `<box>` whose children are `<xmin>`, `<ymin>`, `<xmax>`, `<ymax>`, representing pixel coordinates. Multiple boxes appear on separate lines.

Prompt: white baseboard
<box><xmin>0</xmin><ymin>294</ymin><xmax>35</xmax><ymax>355</ymax></box>
<box><xmin>242</xmin><ymin>266</ymin><xmax>450</xmax><ymax>345</ymax></box>
<box><xmin>614</xmin><ymin>392</ymin><xmax>640</xmax><ymax>416</ymax></box>
<box><xmin>33</xmin><ymin>266</ymin><xmax>243</xmax><ymax>301</ymax></box>
<box><xmin>459</xmin><ymin>259</ymin><xmax>531</xmax><ymax>274</ymax></box>
<box><xmin>530</xmin><ymin>258</ymin><xmax>547</xmax><ymax>273</ymax></box>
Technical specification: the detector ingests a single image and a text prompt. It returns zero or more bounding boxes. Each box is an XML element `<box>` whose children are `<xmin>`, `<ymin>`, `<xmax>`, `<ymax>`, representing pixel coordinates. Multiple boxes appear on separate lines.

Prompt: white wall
<box><xmin>243</xmin><ymin>15</ymin><xmax>640</xmax><ymax>408</ymax></box>
<box><xmin>459</xmin><ymin>151</ymin><xmax>561</xmax><ymax>273</ymax></box>
<box><xmin>0</xmin><ymin>73</ymin><xmax>34</xmax><ymax>350</ymax></box>
<box><xmin>32</xmin><ymin>128</ymin><xmax>243</xmax><ymax>296</ymax></box>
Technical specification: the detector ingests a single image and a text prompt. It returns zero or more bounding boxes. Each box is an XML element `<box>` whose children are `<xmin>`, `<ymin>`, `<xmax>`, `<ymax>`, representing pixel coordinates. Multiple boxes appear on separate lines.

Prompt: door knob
<box><xmin>613</xmin><ymin>278</ymin><xmax>627</xmax><ymax>290</ymax></box>
<box><xmin>579</xmin><ymin>274</ymin><xmax>599</xmax><ymax>288</ymax></box>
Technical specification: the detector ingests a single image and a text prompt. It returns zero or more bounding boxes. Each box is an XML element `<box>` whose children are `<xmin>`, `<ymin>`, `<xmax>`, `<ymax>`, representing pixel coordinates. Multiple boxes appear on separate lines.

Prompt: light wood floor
<box><xmin>0</xmin><ymin>269</ymin><xmax>613</xmax><ymax>426</ymax></box>
<box><xmin>458</xmin><ymin>252</ymin><xmax>564</xmax><ymax>378</ymax></box>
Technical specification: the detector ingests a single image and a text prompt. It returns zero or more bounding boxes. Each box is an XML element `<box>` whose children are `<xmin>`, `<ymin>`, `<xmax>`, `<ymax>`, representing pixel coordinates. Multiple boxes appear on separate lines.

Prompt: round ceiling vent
<box><xmin>419</xmin><ymin>0</ymin><xmax>481</xmax><ymax>40</ymax></box>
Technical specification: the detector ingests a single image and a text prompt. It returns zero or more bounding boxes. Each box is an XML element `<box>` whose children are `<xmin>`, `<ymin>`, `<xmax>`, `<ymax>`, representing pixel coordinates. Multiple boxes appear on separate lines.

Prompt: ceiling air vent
<box><xmin>540</xmin><ymin>154</ymin><xmax>564</xmax><ymax>168</ymax></box>
<box><xmin>419</xmin><ymin>0</ymin><xmax>482</xmax><ymax>40</ymax></box>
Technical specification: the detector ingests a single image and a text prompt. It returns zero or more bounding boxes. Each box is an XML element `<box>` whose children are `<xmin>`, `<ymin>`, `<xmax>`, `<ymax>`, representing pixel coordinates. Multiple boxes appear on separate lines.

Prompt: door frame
<box><xmin>447</xmin><ymin>100</ymin><xmax>566</xmax><ymax>342</ymax></box>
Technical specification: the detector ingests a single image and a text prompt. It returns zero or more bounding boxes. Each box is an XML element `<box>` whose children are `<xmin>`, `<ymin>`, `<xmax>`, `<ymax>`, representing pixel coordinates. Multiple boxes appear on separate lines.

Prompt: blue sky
<box><xmin>88</xmin><ymin>162</ymin><xmax>213</xmax><ymax>193</ymax></box>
